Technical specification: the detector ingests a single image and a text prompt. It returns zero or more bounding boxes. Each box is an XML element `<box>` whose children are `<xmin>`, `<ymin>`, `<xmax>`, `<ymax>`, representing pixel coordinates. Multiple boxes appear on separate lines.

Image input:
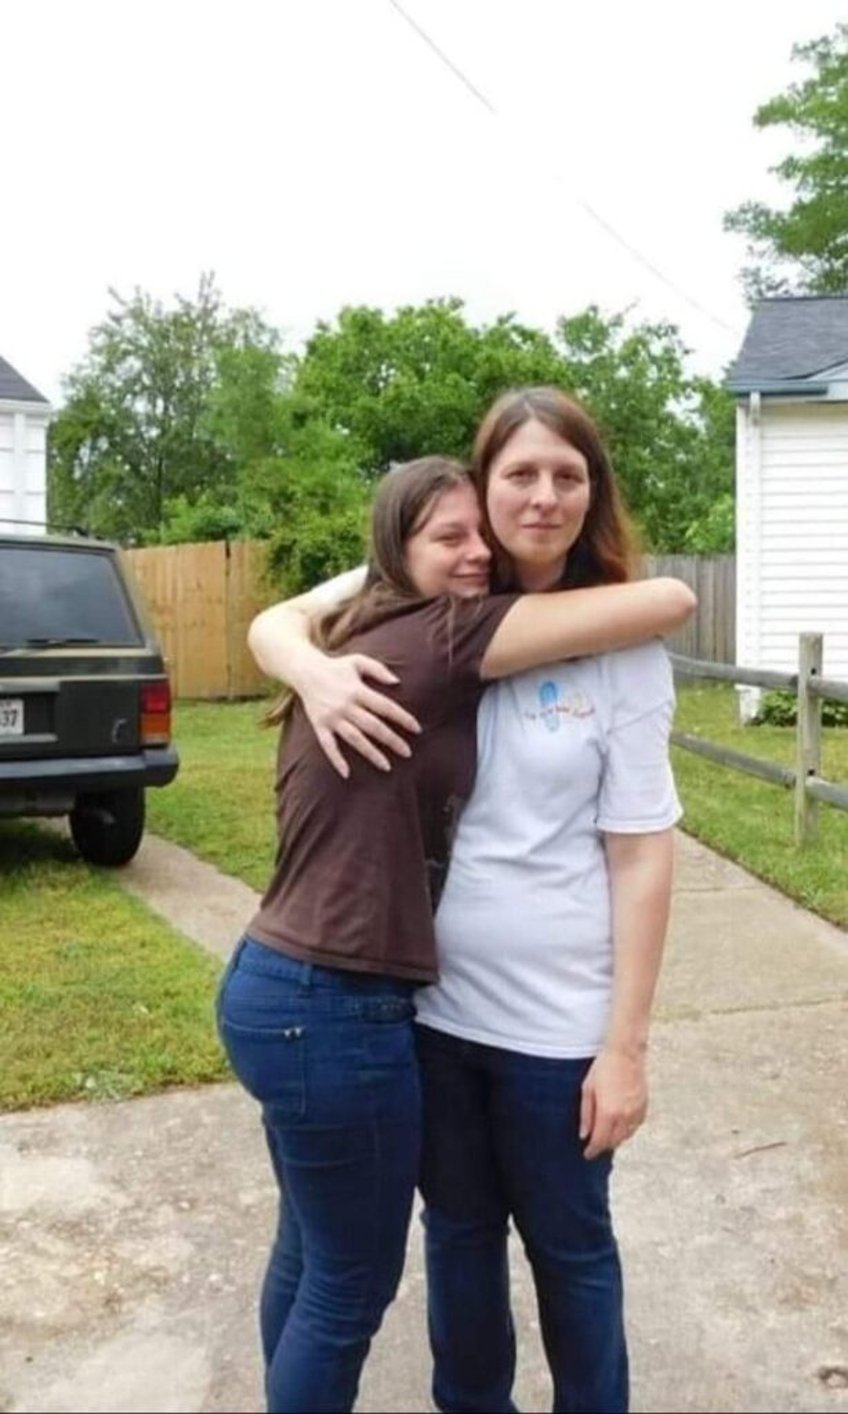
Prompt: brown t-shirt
<box><xmin>248</xmin><ymin>594</ymin><xmax>516</xmax><ymax>982</ymax></box>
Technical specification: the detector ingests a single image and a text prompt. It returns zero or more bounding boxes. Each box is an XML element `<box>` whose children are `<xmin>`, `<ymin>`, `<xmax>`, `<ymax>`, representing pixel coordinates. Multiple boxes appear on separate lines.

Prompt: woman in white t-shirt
<box><xmin>250</xmin><ymin>387</ymin><xmax>687</xmax><ymax>1414</ymax></box>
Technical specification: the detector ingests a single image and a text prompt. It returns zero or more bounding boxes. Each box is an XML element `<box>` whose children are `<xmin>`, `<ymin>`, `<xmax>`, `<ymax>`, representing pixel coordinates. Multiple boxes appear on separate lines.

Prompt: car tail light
<box><xmin>141</xmin><ymin>679</ymin><xmax>172</xmax><ymax>746</ymax></box>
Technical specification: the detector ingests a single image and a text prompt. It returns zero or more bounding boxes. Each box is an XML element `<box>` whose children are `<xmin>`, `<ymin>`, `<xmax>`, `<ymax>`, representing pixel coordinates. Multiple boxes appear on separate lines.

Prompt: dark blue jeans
<box><xmin>415</xmin><ymin>1024</ymin><xmax>628</xmax><ymax>1414</ymax></box>
<box><xmin>217</xmin><ymin>938</ymin><xmax>421</xmax><ymax>1414</ymax></box>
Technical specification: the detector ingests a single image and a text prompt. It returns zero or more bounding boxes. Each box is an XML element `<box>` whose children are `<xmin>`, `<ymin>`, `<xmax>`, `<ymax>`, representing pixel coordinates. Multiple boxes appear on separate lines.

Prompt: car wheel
<box><xmin>69</xmin><ymin>788</ymin><xmax>146</xmax><ymax>867</ymax></box>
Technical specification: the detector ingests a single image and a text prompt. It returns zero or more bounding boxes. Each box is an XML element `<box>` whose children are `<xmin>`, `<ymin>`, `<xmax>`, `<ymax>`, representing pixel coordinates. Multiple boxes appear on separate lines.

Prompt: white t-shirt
<box><xmin>415</xmin><ymin>639</ymin><xmax>682</xmax><ymax>1058</ymax></box>
<box><xmin>305</xmin><ymin>565</ymin><xmax>368</xmax><ymax>611</ymax></box>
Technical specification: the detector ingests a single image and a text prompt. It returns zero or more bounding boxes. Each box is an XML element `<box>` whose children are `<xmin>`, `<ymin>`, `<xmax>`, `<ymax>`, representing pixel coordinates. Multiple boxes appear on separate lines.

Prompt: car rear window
<box><xmin>0</xmin><ymin>545</ymin><xmax>144</xmax><ymax>647</ymax></box>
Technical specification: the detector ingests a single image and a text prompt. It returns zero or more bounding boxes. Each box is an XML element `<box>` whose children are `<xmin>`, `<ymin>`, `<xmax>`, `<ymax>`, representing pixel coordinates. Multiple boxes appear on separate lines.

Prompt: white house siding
<box><xmin>0</xmin><ymin>405</ymin><xmax>48</xmax><ymax>533</ymax></box>
<box><xmin>737</xmin><ymin>400</ymin><xmax>848</xmax><ymax>716</ymax></box>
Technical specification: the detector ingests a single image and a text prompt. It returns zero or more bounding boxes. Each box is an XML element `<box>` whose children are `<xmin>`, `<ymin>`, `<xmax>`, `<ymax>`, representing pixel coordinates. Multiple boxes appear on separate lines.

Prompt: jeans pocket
<box><xmin>360</xmin><ymin>996</ymin><xmax>416</xmax><ymax>1024</ymax></box>
<box><xmin>358</xmin><ymin>1004</ymin><xmax>417</xmax><ymax>1088</ymax></box>
<box><xmin>219</xmin><ymin>1017</ymin><xmax>307</xmax><ymax>1119</ymax></box>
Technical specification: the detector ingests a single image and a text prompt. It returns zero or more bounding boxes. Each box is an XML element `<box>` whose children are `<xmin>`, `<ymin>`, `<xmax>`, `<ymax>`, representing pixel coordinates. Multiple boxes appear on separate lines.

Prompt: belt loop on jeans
<box><xmin>299</xmin><ymin>961</ymin><xmax>314</xmax><ymax>991</ymax></box>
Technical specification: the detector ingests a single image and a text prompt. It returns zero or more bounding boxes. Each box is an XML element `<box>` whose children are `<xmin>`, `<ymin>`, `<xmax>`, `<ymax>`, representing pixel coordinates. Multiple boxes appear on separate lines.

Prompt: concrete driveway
<box><xmin>2</xmin><ymin>832</ymin><xmax>848</xmax><ymax>1413</ymax></box>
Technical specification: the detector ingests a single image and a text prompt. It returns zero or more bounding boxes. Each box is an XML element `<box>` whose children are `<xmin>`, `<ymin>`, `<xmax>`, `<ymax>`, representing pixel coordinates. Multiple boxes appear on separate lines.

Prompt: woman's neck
<box><xmin>516</xmin><ymin>559</ymin><xmax>567</xmax><ymax>593</ymax></box>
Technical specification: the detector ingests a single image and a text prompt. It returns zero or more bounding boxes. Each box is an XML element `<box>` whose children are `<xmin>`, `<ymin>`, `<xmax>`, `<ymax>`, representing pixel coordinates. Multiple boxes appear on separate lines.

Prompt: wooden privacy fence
<box><xmin>123</xmin><ymin>542</ymin><xmax>737</xmax><ymax>701</ymax></box>
<box><xmin>671</xmin><ymin>634</ymin><xmax>848</xmax><ymax>847</ymax></box>
<box><xmin>124</xmin><ymin>540</ymin><xmax>272</xmax><ymax>699</ymax></box>
<box><xmin>645</xmin><ymin>553</ymin><xmax>735</xmax><ymax>663</ymax></box>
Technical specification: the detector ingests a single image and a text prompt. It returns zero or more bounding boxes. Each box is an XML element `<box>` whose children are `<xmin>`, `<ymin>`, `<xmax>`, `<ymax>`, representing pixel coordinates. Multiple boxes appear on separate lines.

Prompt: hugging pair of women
<box><xmin>218</xmin><ymin>386</ymin><xmax>695</xmax><ymax>1413</ymax></box>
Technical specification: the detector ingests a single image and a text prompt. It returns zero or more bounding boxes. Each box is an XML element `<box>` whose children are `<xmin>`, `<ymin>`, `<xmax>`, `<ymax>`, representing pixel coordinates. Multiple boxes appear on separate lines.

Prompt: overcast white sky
<box><xmin>2</xmin><ymin>0</ymin><xmax>844</xmax><ymax>406</ymax></box>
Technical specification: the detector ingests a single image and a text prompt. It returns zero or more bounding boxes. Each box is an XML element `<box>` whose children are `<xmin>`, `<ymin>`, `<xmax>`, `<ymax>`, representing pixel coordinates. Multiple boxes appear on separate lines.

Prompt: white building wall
<box><xmin>735</xmin><ymin>399</ymin><xmax>761</xmax><ymax>681</ymax></box>
<box><xmin>736</xmin><ymin>399</ymin><xmax>848</xmax><ymax>716</ymax></box>
<box><xmin>0</xmin><ymin>403</ymin><xmax>49</xmax><ymax>533</ymax></box>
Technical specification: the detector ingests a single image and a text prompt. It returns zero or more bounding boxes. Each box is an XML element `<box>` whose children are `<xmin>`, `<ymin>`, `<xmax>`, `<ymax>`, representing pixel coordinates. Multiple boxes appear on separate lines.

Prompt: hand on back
<box><xmin>299</xmin><ymin>653</ymin><xmax>421</xmax><ymax>778</ymax></box>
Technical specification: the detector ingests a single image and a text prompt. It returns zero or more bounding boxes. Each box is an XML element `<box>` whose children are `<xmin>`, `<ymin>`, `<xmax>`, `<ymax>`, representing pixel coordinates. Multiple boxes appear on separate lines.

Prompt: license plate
<box><xmin>0</xmin><ymin>698</ymin><xmax>24</xmax><ymax>736</ymax></box>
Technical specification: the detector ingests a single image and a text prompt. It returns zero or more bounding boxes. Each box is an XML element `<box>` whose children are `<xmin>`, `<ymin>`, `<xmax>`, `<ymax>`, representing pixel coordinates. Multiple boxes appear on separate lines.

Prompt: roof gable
<box><xmin>726</xmin><ymin>296</ymin><xmax>848</xmax><ymax>393</ymax></box>
<box><xmin>0</xmin><ymin>355</ymin><xmax>49</xmax><ymax>404</ymax></box>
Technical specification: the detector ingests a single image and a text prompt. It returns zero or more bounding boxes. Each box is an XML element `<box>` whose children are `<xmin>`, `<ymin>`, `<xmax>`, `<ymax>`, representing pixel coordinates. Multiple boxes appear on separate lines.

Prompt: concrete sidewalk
<box><xmin>2</xmin><ymin>833</ymin><xmax>848</xmax><ymax>1413</ymax></box>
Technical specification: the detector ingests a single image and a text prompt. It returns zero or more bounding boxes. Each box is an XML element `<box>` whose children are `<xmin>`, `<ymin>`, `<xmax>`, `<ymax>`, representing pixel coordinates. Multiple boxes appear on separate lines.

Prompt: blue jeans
<box><xmin>415</xmin><ymin>1024</ymin><xmax>628</xmax><ymax>1414</ymax></box>
<box><xmin>217</xmin><ymin>938</ymin><xmax>421</xmax><ymax>1414</ymax></box>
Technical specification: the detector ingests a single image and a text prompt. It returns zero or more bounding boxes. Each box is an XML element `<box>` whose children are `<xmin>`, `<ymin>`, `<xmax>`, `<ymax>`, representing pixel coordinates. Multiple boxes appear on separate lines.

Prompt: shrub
<box><xmin>752</xmin><ymin>690</ymin><xmax>848</xmax><ymax>728</ymax></box>
<box><xmin>266</xmin><ymin>504</ymin><xmax>368</xmax><ymax>596</ymax></box>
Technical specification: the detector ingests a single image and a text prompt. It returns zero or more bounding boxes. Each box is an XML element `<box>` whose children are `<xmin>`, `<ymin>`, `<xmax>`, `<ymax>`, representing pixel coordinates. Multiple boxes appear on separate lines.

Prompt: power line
<box><xmin>387</xmin><ymin>0</ymin><xmax>497</xmax><ymax>116</ymax></box>
<box><xmin>387</xmin><ymin>0</ymin><xmax>742</xmax><ymax>337</ymax></box>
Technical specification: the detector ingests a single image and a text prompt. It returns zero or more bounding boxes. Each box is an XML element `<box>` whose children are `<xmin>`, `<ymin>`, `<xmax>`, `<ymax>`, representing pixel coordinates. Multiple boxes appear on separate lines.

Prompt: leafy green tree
<box><xmin>49</xmin><ymin>277</ymin><xmax>370</xmax><ymax>586</ymax></box>
<box><xmin>50</xmin><ymin>284</ymin><xmax>735</xmax><ymax>570</ymax></box>
<box><xmin>560</xmin><ymin>311</ymin><xmax>735</xmax><ymax>551</ymax></box>
<box><xmin>295</xmin><ymin>299</ymin><xmax>563</xmax><ymax>475</ymax></box>
<box><xmin>552</xmin><ymin>309</ymin><xmax>734</xmax><ymax>550</ymax></box>
<box><xmin>48</xmin><ymin>275</ymin><xmax>284</xmax><ymax>540</ymax></box>
<box><xmin>257</xmin><ymin>426</ymin><xmax>370</xmax><ymax>594</ymax></box>
<box><xmin>293</xmin><ymin>299</ymin><xmax>734</xmax><ymax>552</ymax></box>
<box><xmin>201</xmin><ymin>337</ymin><xmax>296</xmax><ymax>475</ymax></box>
<box><xmin>682</xmin><ymin>494</ymin><xmax>735</xmax><ymax>553</ymax></box>
<box><xmin>217</xmin><ymin>379</ymin><xmax>372</xmax><ymax>589</ymax></box>
<box><xmin>724</xmin><ymin>23</ymin><xmax>848</xmax><ymax>298</ymax></box>
<box><xmin>159</xmin><ymin>492</ymin><xmax>252</xmax><ymax>546</ymax></box>
<box><xmin>685</xmin><ymin>378</ymin><xmax>736</xmax><ymax>552</ymax></box>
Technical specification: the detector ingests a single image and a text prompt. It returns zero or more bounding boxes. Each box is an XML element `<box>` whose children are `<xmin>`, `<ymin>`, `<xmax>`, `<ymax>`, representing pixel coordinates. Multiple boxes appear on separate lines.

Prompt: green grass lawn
<box><xmin>151</xmin><ymin>689</ymin><xmax>848</xmax><ymax>930</ymax></box>
<box><xmin>673</xmin><ymin>684</ymin><xmax>848</xmax><ymax>928</ymax></box>
<box><xmin>6</xmin><ymin>685</ymin><xmax>841</xmax><ymax>1112</ymax></box>
<box><xmin>146</xmin><ymin>699</ymin><xmax>278</xmax><ymax>892</ymax></box>
<box><xmin>0</xmin><ymin>823</ymin><xmax>229</xmax><ymax>1111</ymax></box>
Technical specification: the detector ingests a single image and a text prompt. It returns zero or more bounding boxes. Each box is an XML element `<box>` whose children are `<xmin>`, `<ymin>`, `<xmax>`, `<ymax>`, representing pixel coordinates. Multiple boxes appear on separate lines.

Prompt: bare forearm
<box><xmin>481</xmin><ymin>578</ymin><xmax>696</xmax><ymax>680</ymax></box>
<box><xmin>579</xmin><ymin>831</ymin><xmax>673</xmax><ymax>1158</ymax></box>
<box><xmin>603</xmin><ymin>831</ymin><xmax>674</xmax><ymax>1056</ymax></box>
<box><xmin>248</xmin><ymin>567</ymin><xmax>368</xmax><ymax>684</ymax></box>
<box><xmin>248</xmin><ymin>603</ymin><xmax>320</xmax><ymax>686</ymax></box>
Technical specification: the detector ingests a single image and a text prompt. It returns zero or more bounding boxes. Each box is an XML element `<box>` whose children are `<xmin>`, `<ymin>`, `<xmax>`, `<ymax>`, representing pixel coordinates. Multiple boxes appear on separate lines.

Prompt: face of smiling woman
<box><xmin>485</xmin><ymin>418</ymin><xmax>591</xmax><ymax>591</ymax></box>
<box><xmin>403</xmin><ymin>482</ymin><xmax>492</xmax><ymax>599</ymax></box>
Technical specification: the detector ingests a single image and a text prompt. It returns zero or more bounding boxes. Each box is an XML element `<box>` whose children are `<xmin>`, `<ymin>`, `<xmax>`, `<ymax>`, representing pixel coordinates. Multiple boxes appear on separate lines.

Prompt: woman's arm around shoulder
<box><xmin>479</xmin><ymin>577</ymin><xmax>695</xmax><ymax>681</ymax></box>
<box><xmin>247</xmin><ymin>566</ymin><xmax>367</xmax><ymax>680</ymax></box>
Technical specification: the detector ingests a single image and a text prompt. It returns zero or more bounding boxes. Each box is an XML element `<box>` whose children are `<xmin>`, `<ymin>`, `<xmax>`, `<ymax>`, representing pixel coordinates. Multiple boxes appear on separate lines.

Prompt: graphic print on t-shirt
<box><xmin>538</xmin><ymin>680</ymin><xmax>560</xmax><ymax>732</ymax></box>
<box><xmin>525</xmin><ymin>678</ymin><xmax>595</xmax><ymax>731</ymax></box>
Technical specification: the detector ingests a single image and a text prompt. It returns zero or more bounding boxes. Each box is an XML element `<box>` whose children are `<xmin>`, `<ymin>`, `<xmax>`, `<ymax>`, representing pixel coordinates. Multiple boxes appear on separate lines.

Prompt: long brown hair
<box><xmin>471</xmin><ymin>386</ymin><xmax>638</xmax><ymax>589</ymax></box>
<box><xmin>265</xmin><ymin>456</ymin><xmax>470</xmax><ymax>726</ymax></box>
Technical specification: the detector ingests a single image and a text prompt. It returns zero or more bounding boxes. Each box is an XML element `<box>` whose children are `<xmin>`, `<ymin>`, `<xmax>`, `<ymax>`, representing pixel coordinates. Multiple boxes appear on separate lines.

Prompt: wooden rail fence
<box><xmin>671</xmin><ymin>634</ymin><xmax>848</xmax><ymax>847</ymax></box>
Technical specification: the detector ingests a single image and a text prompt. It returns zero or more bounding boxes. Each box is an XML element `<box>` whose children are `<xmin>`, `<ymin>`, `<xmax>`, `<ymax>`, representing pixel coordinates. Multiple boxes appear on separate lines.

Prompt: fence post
<box><xmin>794</xmin><ymin>633</ymin><xmax>823</xmax><ymax>848</ymax></box>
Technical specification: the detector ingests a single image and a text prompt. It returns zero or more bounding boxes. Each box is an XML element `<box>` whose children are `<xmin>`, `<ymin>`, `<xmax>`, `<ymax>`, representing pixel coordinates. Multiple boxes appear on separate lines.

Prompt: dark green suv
<box><xmin>0</xmin><ymin>531</ymin><xmax>179</xmax><ymax>865</ymax></box>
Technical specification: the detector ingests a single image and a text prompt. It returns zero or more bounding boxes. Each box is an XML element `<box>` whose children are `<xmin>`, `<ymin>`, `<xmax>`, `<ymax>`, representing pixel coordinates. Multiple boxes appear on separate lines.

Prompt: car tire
<box><xmin>69</xmin><ymin>788</ymin><xmax>146</xmax><ymax>867</ymax></box>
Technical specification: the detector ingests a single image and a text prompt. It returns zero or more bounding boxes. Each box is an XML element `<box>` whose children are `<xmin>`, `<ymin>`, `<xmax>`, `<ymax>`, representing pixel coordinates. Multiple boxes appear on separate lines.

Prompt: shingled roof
<box><xmin>726</xmin><ymin>295</ymin><xmax>848</xmax><ymax>394</ymax></box>
<box><xmin>0</xmin><ymin>355</ymin><xmax>49</xmax><ymax>404</ymax></box>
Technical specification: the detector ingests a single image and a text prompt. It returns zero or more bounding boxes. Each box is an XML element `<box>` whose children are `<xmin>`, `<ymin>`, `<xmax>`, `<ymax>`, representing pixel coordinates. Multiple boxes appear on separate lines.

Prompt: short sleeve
<box><xmin>596</xmin><ymin>641</ymin><xmax>682</xmax><ymax>834</ymax></box>
<box><xmin>345</xmin><ymin>594</ymin><xmax>519</xmax><ymax>726</ymax></box>
<box><xmin>442</xmin><ymin>595</ymin><xmax>519</xmax><ymax>689</ymax></box>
